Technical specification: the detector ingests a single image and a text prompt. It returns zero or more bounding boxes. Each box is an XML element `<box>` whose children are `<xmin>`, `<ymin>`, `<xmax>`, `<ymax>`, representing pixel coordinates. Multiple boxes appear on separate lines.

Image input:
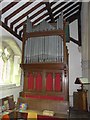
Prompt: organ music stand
<box><xmin>74</xmin><ymin>77</ymin><xmax>90</xmax><ymax>111</ymax></box>
<box><xmin>75</xmin><ymin>77</ymin><xmax>90</xmax><ymax>91</ymax></box>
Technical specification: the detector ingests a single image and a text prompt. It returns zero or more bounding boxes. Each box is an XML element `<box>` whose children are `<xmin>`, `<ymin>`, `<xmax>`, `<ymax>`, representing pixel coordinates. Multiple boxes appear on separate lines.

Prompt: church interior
<box><xmin>0</xmin><ymin>0</ymin><xmax>90</xmax><ymax>119</ymax></box>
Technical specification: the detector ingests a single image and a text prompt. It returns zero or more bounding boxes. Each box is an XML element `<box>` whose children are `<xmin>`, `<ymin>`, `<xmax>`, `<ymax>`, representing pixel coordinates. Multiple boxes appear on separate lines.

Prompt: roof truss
<box><xmin>0</xmin><ymin>0</ymin><xmax>82</xmax><ymax>46</ymax></box>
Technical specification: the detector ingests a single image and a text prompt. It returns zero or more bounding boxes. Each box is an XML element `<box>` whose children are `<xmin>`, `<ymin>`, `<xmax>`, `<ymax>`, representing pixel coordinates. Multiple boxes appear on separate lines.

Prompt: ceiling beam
<box><xmin>52</xmin><ymin>2</ymin><xmax>66</xmax><ymax>12</ymax></box>
<box><xmin>0</xmin><ymin>0</ymin><xmax>20</xmax><ymax>14</ymax></box>
<box><xmin>63</xmin><ymin>2</ymin><xmax>80</xmax><ymax>16</ymax></box>
<box><xmin>5</xmin><ymin>2</ymin><xmax>33</xmax><ymax>25</ymax></box>
<box><xmin>46</xmin><ymin>2</ymin><xmax>74</xmax><ymax>22</ymax></box>
<box><xmin>54</xmin><ymin>2</ymin><xmax>74</xmax><ymax>18</ymax></box>
<box><xmin>19</xmin><ymin>12</ymin><xmax>50</xmax><ymax>35</ymax></box>
<box><xmin>0</xmin><ymin>20</ymin><xmax>22</xmax><ymax>41</ymax></box>
<box><xmin>64</xmin><ymin>6</ymin><xmax>80</xmax><ymax>18</ymax></box>
<box><xmin>15</xmin><ymin>7</ymin><xmax>46</xmax><ymax>33</ymax></box>
<box><xmin>19</xmin><ymin>29</ymin><xmax>23</xmax><ymax>37</ymax></box>
<box><xmin>54</xmin><ymin>3</ymin><xmax>80</xmax><ymax>21</ymax></box>
<box><xmin>10</xmin><ymin>2</ymin><xmax>43</xmax><ymax>29</ymax></box>
<box><xmin>45</xmin><ymin>2</ymin><xmax>55</xmax><ymax>23</ymax></box>
<box><xmin>66</xmin><ymin>12</ymin><xmax>79</xmax><ymax>23</ymax></box>
<box><xmin>32</xmin><ymin>12</ymin><xmax>49</xmax><ymax>25</ymax></box>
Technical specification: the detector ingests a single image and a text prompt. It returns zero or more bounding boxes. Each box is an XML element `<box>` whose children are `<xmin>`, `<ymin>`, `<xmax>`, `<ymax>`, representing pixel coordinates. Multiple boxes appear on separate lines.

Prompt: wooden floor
<box><xmin>69</xmin><ymin>107</ymin><xmax>90</xmax><ymax>120</ymax></box>
<box><xmin>9</xmin><ymin>108</ymin><xmax>90</xmax><ymax>120</ymax></box>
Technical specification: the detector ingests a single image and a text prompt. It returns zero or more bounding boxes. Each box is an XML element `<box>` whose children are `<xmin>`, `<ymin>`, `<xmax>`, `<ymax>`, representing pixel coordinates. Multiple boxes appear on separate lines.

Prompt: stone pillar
<box><xmin>81</xmin><ymin>2</ymin><xmax>90</xmax><ymax>110</ymax></box>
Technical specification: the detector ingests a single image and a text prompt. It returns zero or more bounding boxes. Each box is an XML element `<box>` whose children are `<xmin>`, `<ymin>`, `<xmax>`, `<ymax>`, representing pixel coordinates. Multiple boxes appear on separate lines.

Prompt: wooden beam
<box><xmin>0</xmin><ymin>20</ymin><xmax>22</xmax><ymax>41</ymax></box>
<box><xmin>46</xmin><ymin>2</ymin><xmax>74</xmax><ymax>22</ymax></box>
<box><xmin>5</xmin><ymin>2</ymin><xmax>32</xmax><ymax>25</ymax></box>
<box><xmin>30</xmin><ymin>6</ymin><xmax>46</xmax><ymax>20</ymax></box>
<box><xmin>78</xmin><ymin>13</ymin><xmax>81</xmax><ymax>46</ymax></box>
<box><xmin>54</xmin><ymin>2</ymin><xmax>74</xmax><ymax>17</ymax></box>
<box><xmin>0</xmin><ymin>0</ymin><xmax>20</xmax><ymax>14</ymax></box>
<box><xmin>66</xmin><ymin>12</ymin><xmax>79</xmax><ymax>23</ymax></box>
<box><xmin>64</xmin><ymin>2</ymin><xmax>80</xmax><ymax>14</ymax></box>
<box><xmin>15</xmin><ymin>7</ymin><xmax>46</xmax><ymax>33</ymax></box>
<box><xmin>45</xmin><ymin>2</ymin><xmax>55</xmax><ymax>23</ymax></box>
<box><xmin>77</xmin><ymin>2</ymin><xmax>82</xmax><ymax>46</ymax></box>
<box><xmin>19</xmin><ymin>29</ymin><xmax>23</xmax><ymax>37</ymax></box>
<box><xmin>19</xmin><ymin>27</ymin><xmax>64</xmax><ymax>38</ymax></box>
<box><xmin>20</xmin><ymin>62</ymin><xmax>67</xmax><ymax>70</ymax></box>
<box><xmin>52</xmin><ymin>2</ymin><xmax>66</xmax><ymax>12</ymax></box>
<box><xmin>10</xmin><ymin>2</ymin><xmax>43</xmax><ymax>29</ymax></box>
<box><xmin>64</xmin><ymin>6</ymin><xmax>80</xmax><ymax>18</ymax></box>
<box><xmin>70</xmin><ymin>37</ymin><xmax>79</xmax><ymax>45</ymax></box>
<box><xmin>32</xmin><ymin>12</ymin><xmax>49</xmax><ymax>25</ymax></box>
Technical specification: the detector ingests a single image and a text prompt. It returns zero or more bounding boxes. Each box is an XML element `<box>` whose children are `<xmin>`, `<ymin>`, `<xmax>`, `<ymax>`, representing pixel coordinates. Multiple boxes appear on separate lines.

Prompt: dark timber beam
<box><xmin>5</xmin><ymin>2</ymin><xmax>32</xmax><ymax>25</ymax></box>
<box><xmin>0</xmin><ymin>20</ymin><xmax>22</xmax><ymax>41</ymax></box>
<box><xmin>32</xmin><ymin>12</ymin><xmax>49</xmax><ymax>25</ymax></box>
<box><xmin>45</xmin><ymin>2</ymin><xmax>55</xmax><ymax>23</ymax></box>
<box><xmin>46</xmin><ymin>2</ymin><xmax>74</xmax><ymax>22</ymax></box>
<box><xmin>78</xmin><ymin>16</ymin><xmax>81</xmax><ymax>46</ymax></box>
<box><xmin>77</xmin><ymin>2</ymin><xmax>82</xmax><ymax>46</ymax></box>
<box><xmin>0</xmin><ymin>0</ymin><xmax>20</xmax><ymax>14</ymax></box>
<box><xmin>66</xmin><ymin>12</ymin><xmax>79</xmax><ymax>23</ymax></box>
<box><xmin>54</xmin><ymin>2</ymin><xmax>74</xmax><ymax>18</ymax></box>
<box><xmin>63</xmin><ymin>2</ymin><xmax>80</xmax><ymax>15</ymax></box>
<box><xmin>19</xmin><ymin>29</ymin><xmax>23</xmax><ymax>37</ymax></box>
<box><xmin>10</xmin><ymin>2</ymin><xmax>43</xmax><ymax>29</ymax></box>
<box><xmin>52</xmin><ymin>2</ymin><xmax>66</xmax><ymax>12</ymax></box>
<box><xmin>70</xmin><ymin>37</ymin><xmax>79</xmax><ymax>45</ymax></box>
<box><xmin>64</xmin><ymin>6</ymin><xmax>80</xmax><ymax>18</ymax></box>
<box><xmin>15</xmin><ymin>7</ymin><xmax>46</xmax><ymax>33</ymax></box>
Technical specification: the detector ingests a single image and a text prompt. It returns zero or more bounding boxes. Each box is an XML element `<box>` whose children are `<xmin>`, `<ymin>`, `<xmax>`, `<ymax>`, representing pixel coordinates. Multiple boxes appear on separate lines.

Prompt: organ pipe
<box><xmin>24</xmin><ymin>13</ymin><xmax>65</xmax><ymax>63</ymax></box>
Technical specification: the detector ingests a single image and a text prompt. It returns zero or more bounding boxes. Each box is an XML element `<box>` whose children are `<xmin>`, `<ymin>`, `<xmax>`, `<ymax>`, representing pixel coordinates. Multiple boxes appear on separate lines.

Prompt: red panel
<box><xmin>36</xmin><ymin>73</ymin><xmax>42</xmax><ymax>91</ymax></box>
<box><xmin>25</xmin><ymin>94</ymin><xmax>64</xmax><ymax>101</ymax></box>
<box><xmin>55</xmin><ymin>73</ymin><xmax>62</xmax><ymax>92</ymax></box>
<box><xmin>37</xmin><ymin>115</ymin><xmax>58</xmax><ymax>120</ymax></box>
<box><xmin>28</xmin><ymin>73</ymin><xmax>34</xmax><ymax>90</ymax></box>
<box><xmin>37</xmin><ymin>115</ymin><xmax>65</xmax><ymax>120</ymax></box>
<box><xmin>46</xmin><ymin>73</ymin><xmax>53</xmax><ymax>91</ymax></box>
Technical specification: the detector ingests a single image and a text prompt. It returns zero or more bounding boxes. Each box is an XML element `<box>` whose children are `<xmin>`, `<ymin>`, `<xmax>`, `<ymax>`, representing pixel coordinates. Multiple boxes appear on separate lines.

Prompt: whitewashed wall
<box><xmin>81</xmin><ymin>2</ymin><xmax>90</xmax><ymax>110</ymax></box>
<box><xmin>67</xmin><ymin>42</ymin><xmax>82</xmax><ymax>107</ymax></box>
<box><xmin>67</xmin><ymin>20</ymin><xmax>82</xmax><ymax>107</ymax></box>
<box><xmin>0</xmin><ymin>26</ymin><xmax>23</xmax><ymax>102</ymax></box>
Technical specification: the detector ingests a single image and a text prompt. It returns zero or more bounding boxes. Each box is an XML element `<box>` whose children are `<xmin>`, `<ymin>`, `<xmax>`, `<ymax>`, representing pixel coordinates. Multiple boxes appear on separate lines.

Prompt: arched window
<box><xmin>0</xmin><ymin>37</ymin><xmax>21</xmax><ymax>86</ymax></box>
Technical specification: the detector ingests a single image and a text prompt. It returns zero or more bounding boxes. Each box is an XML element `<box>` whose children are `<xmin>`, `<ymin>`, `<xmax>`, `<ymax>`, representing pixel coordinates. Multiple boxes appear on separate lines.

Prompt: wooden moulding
<box><xmin>20</xmin><ymin>62</ymin><xmax>68</xmax><ymax>71</ymax></box>
<box><xmin>24</xmin><ymin>29</ymin><xmax>65</xmax><ymax>41</ymax></box>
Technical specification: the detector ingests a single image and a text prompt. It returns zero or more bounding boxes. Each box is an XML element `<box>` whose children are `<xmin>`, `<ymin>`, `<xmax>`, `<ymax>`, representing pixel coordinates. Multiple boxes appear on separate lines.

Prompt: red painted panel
<box><xmin>46</xmin><ymin>73</ymin><xmax>53</xmax><ymax>91</ymax></box>
<box><xmin>28</xmin><ymin>73</ymin><xmax>34</xmax><ymax>90</ymax></box>
<box><xmin>36</xmin><ymin>73</ymin><xmax>42</xmax><ymax>91</ymax></box>
<box><xmin>55</xmin><ymin>73</ymin><xmax>62</xmax><ymax>92</ymax></box>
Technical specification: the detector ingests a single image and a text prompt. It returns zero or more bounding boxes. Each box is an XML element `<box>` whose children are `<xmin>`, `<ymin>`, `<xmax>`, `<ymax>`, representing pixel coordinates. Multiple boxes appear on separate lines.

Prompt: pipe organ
<box><xmin>24</xmin><ymin>15</ymin><xmax>65</xmax><ymax>64</ymax></box>
<box><xmin>24</xmin><ymin>35</ymin><xmax>64</xmax><ymax>64</ymax></box>
<box><xmin>20</xmin><ymin>13</ymin><xmax>69</xmax><ymax>118</ymax></box>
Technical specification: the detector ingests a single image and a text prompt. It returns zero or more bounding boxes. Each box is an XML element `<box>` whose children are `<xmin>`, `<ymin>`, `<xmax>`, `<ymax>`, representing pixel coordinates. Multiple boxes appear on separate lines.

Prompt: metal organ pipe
<box><xmin>24</xmin><ymin>13</ymin><xmax>64</xmax><ymax>63</ymax></box>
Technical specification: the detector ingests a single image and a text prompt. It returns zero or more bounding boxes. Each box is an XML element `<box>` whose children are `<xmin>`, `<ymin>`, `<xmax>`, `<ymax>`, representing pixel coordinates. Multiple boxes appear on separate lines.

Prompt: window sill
<box><xmin>0</xmin><ymin>84</ymin><xmax>22</xmax><ymax>90</ymax></box>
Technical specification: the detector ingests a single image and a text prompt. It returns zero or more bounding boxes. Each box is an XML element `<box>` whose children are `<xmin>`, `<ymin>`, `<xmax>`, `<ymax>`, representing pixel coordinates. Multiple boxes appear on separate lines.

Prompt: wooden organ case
<box><xmin>20</xmin><ymin>15</ymin><xmax>69</xmax><ymax>118</ymax></box>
